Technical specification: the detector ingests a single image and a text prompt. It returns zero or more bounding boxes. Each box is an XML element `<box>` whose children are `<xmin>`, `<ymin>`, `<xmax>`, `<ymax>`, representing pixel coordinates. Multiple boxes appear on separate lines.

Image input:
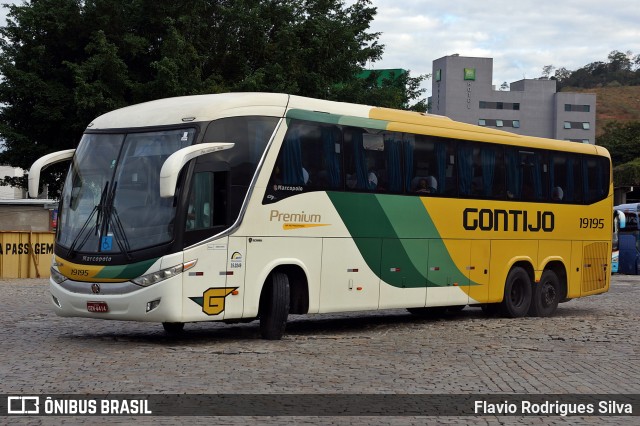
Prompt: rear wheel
<box><xmin>500</xmin><ymin>266</ymin><xmax>532</xmax><ymax>318</ymax></box>
<box><xmin>528</xmin><ymin>270</ymin><xmax>561</xmax><ymax>317</ymax></box>
<box><xmin>259</xmin><ymin>272</ymin><xmax>290</xmax><ymax>340</ymax></box>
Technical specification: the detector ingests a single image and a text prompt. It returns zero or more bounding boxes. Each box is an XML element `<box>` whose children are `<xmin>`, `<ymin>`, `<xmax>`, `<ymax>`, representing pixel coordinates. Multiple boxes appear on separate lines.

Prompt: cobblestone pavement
<box><xmin>1</xmin><ymin>275</ymin><xmax>639</xmax><ymax>425</ymax></box>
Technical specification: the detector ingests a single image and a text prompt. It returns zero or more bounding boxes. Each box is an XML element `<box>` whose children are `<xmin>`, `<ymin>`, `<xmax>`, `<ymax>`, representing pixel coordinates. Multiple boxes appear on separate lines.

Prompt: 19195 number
<box><xmin>579</xmin><ymin>217</ymin><xmax>604</xmax><ymax>229</ymax></box>
<box><xmin>71</xmin><ymin>268</ymin><xmax>89</xmax><ymax>277</ymax></box>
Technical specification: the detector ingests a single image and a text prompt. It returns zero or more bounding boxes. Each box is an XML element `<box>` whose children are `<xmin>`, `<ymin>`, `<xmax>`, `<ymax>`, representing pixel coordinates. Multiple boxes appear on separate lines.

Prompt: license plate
<box><xmin>87</xmin><ymin>301</ymin><xmax>109</xmax><ymax>313</ymax></box>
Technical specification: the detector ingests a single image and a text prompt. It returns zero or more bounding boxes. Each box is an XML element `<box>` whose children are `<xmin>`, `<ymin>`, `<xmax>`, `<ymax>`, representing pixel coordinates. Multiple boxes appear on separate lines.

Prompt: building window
<box><xmin>435</xmin><ymin>69</ymin><xmax>442</xmax><ymax>81</ymax></box>
<box><xmin>564</xmin><ymin>121</ymin><xmax>591</xmax><ymax>130</ymax></box>
<box><xmin>479</xmin><ymin>119</ymin><xmax>520</xmax><ymax>128</ymax></box>
<box><xmin>565</xmin><ymin>104</ymin><xmax>591</xmax><ymax>112</ymax></box>
<box><xmin>479</xmin><ymin>101</ymin><xmax>520</xmax><ymax>110</ymax></box>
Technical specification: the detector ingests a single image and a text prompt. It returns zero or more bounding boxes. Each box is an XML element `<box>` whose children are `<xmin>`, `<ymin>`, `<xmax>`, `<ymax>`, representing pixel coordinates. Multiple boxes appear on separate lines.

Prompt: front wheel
<box><xmin>259</xmin><ymin>272</ymin><xmax>290</xmax><ymax>340</ymax></box>
<box><xmin>528</xmin><ymin>270</ymin><xmax>561</xmax><ymax>317</ymax></box>
<box><xmin>500</xmin><ymin>266</ymin><xmax>532</xmax><ymax>318</ymax></box>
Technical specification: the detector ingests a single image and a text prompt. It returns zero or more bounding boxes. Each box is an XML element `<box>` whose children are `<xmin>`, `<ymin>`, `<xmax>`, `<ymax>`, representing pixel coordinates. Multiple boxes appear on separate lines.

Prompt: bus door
<box><xmin>181</xmin><ymin>162</ymin><xmax>239</xmax><ymax>321</ymax></box>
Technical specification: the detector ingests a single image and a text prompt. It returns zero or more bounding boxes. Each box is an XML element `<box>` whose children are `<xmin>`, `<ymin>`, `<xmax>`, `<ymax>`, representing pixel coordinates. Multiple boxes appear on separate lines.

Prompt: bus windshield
<box><xmin>58</xmin><ymin>128</ymin><xmax>195</xmax><ymax>254</ymax></box>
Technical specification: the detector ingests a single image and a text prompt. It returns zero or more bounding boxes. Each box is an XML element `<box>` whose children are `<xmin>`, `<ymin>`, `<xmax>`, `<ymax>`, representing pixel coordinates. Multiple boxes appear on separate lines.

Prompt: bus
<box><xmin>612</xmin><ymin>208</ymin><xmax>626</xmax><ymax>273</ymax></box>
<box><xmin>613</xmin><ymin>203</ymin><xmax>640</xmax><ymax>274</ymax></box>
<box><xmin>29</xmin><ymin>93</ymin><xmax>613</xmax><ymax>339</ymax></box>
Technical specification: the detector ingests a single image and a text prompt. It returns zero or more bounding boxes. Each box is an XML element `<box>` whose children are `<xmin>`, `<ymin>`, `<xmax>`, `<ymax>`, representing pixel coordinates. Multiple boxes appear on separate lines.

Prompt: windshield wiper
<box><xmin>100</xmin><ymin>181</ymin><xmax>133</xmax><ymax>260</ymax></box>
<box><xmin>66</xmin><ymin>181</ymin><xmax>109</xmax><ymax>258</ymax></box>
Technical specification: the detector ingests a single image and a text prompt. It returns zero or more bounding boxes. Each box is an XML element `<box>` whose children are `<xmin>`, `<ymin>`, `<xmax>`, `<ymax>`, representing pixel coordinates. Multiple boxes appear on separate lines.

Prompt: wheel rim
<box><xmin>541</xmin><ymin>281</ymin><xmax>557</xmax><ymax>308</ymax></box>
<box><xmin>510</xmin><ymin>278</ymin><xmax>525</xmax><ymax>307</ymax></box>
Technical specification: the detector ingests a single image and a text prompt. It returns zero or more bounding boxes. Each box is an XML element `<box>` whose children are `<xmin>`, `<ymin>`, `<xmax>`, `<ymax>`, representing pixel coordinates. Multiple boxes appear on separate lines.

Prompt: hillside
<box><xmin>561</xmin><ymin>86</ymin><xmax>640</xmax><ymax>136</ymax></box>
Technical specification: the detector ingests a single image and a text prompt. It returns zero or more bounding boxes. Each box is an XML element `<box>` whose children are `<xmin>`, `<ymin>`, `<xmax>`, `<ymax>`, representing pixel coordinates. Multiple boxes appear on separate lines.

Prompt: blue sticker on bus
<box><xmin>101</xmin><ymin>236</ymin><xmax>113</xmax><ymax>251</ymax></box>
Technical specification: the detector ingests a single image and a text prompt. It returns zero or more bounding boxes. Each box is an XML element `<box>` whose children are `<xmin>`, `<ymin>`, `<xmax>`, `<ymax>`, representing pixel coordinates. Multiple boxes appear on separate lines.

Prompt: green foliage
<box><xmin>613</xmin><ymin>159</ymin><xmax>640</xmax><ymax>187</ymax></box>
<box><xmin>555</xmin><ymin>50</ymin><xmax>640</xmax><ymax>90</ymax></box>
<box><xmin>596</xmin><ymin>121</ymin><xmax>640</xmax><ymax>166</ymax></box>
<box><xmin>337</xmin><ymin>69</ymin><xmax>429</xmax><ymax>112</ymax></box>
<box><xmin>597</xmin><ymin>120</ymin><xmax>640</xmax><ymax>187</ymax></box>
<box><xmin>0</xmin><ymin>0</ymin><xmax>427</xmax><ymax>195</ymax></box>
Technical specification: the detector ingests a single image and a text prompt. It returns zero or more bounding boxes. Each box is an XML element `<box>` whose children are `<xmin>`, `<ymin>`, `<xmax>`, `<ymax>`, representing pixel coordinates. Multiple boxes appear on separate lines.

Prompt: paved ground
<box><xmin>1</xmin><ymin>275</ymin><xmax>639</xmax><ymax>425</ymax></box>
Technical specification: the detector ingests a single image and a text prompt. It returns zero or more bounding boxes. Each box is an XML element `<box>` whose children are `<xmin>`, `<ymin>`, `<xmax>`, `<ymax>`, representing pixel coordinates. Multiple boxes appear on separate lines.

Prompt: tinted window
<box><xmin>549</xmin><ymin>152</ymin><xmax>582</xmax><ymax>203</ymax></box>
<box><xmin>407</xmin><ymin>135</ymin><xmax>456</xmax><ymax>196</ymax></box>
<box><xmin>583</xmin><ymin>156</ymin><xmax>610</xmax><ymax>204</ymax></box>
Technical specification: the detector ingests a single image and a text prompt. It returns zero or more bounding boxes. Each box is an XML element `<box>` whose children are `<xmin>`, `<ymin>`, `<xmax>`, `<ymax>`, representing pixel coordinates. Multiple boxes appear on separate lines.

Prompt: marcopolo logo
<box><xmin>463</xmin><ymin>208</ymin><xmax>555</xmax><ymax>232</ymax></box>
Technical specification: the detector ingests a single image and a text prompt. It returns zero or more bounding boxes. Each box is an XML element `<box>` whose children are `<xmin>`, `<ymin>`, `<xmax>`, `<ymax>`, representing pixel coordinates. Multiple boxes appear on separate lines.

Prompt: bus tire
<box><xmin>162</xmin><ymin>322</ymin><xmax>184</xmax><ymax>334</ymax></box>
<box><xmin>500</xmin><ymin>266</ymin><xmax>532</xmax><ymax>318</ymax></box>
<box><xmin>259</xmin><ymin>272</ymin><xmax>290</xmax><ymax>340</ymax></box>
<box><xmin>528</xmin><ymin>270</ymin><xmax>560</xmax><ymax>317</ymax></box>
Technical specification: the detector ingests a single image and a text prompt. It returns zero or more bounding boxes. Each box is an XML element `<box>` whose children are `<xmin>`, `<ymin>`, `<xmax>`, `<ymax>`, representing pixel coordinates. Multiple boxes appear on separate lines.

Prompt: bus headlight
<box><xmin>50</xmin><ymin>268</ymin><xmax>68</xmax><ymax>284</ymax></box>
<box><xmin>131</xmin><ymin>260</ymin><xmax>197</xmax><ymax>287</ymax></box>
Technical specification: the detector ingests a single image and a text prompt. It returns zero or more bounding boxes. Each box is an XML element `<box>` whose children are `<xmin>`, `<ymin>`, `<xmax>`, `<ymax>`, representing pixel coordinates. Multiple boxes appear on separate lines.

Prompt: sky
<box><xmin>354</xmin><ymin>0</ymin><xmax>640</xmax><ymax>95</ymax></box>
<box><xmin>2</xmin><ymin>0</ymin><xmax>640</xmax><ymax>98</ymax></box>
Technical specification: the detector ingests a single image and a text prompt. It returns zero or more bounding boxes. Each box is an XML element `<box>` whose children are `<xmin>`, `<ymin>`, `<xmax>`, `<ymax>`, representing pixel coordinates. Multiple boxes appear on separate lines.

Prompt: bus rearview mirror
<box><xmin>159</xmin><ymin>142</ymin><xmax>234</xmax><ymax>198</ymax></box>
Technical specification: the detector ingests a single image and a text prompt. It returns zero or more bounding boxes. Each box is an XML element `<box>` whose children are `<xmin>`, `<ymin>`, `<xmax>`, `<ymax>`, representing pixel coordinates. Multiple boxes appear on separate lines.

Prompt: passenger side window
<box><xmin>505</xmin><ymin>148</ymin><xmax>548</xmax><ymax>201</ymax></box>
<box><xmin>549</xmin><ymin>153</ymin><xmax>582</xmax><ymax>203</ymax></box>
<box><xmin>407</xmin><ymin>135</ymin><xmax>456</xmax><ymax>196</ymax></box>
<box><xmin>343</xmin><ymin>127</ymin><xmax>387</xmax><ymax>192</ymax></box>
<box><xmin>583</xmin><ymin>156</ymin><xmax>609</xmax><ymax>204</ymax></box>
<box><xmin>186</xmin><ymin>172</ymin><xmax>227</xmax><ymax>231</ymax></box>
<box><xmin>271</xmin><ymin>121</ymin><xmax>343</xmax><ymax>190</ymax></box>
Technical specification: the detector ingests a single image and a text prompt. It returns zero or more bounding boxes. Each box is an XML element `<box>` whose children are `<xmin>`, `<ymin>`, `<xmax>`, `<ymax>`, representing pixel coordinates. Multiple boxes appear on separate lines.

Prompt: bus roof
<box><xmin>87</xmin><ymin>92</ymin><xmax>608</xmax><ymax>158</ymax></box>
<box><xmin>88</xmin><ymin>93</ymin><xmax>291</xmax><ymax>130</ymax></box>
<box><xmin>615</xmin><ymin>203</ymin><xmax>640</xmax><ymax>213</ymax></box>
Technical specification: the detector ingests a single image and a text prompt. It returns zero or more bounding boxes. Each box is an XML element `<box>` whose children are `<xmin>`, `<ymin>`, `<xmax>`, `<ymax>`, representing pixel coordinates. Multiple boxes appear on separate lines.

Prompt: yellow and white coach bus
<box><xmin>29</xmin><ymin>93</ymin><xmax>612</xmax><ymax>339</ymax></box>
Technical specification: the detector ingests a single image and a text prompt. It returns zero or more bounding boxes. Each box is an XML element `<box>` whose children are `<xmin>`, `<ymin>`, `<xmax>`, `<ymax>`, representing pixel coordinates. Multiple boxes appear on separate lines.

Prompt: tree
<box><xmin>596</xmin><ymin>121</ymin><xmax>640</xmax><ymax>167</ymax></box>
<box><xmin>613</xmin><ymin>159</ymin><xmax>640</xmax><ymax>187</ymax></box>
<box><xmin>337</xmin><ymin>69</ymin><xmax>429</xmax><ymax>112</ymax></box>
<box><xmin>607</xmin><ymin>50</ymin><xmax>632</xmax><ymax>72</ymax></box>
<box><xmin>556</xmin><ymin>50</ymin><xmax>640</xmax><ymax>90</ymax></box>
<box><xmin>0</xmin><ymin>0</ymin><xmax>427</xmax><ymax>195</ymax></box>
<box><xmin>541</xmin><ymin>65</ymin><xmax>555</xmax><ymax>79</ymax></box>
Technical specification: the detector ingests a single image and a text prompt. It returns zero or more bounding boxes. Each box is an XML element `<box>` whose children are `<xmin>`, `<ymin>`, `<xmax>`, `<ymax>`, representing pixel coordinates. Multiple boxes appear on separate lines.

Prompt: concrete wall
<box><xmin>431</xmin><ymin>55</ymin><xmax>596</xmax><ymax>143</ymax></box>
<box><xmin>0</xmin><ymin>204</ymin><xmax>53</xmax><ymax>232</ymax></box>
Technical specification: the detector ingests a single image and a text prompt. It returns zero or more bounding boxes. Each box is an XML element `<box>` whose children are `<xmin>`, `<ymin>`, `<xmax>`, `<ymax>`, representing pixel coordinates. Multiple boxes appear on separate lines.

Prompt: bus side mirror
<box><xmin>159</xmin><ymin>142</ymin><xmax>234</xmax><ymax>198</ymax></box>
<box><xmin>28</xmin><ymin>149</ymin><xmax>76</xmax><ymax>198</ymax></box>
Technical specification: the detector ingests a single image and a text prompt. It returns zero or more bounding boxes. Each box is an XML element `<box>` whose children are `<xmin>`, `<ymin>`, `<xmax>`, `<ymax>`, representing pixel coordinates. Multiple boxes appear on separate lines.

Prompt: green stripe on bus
<box><xmin>95</xmin><ymin>258</ymin><xmax>158</xmax><ymax>279</ymax></box>
<box><xmin>327</xmin><ymin>192</ymin><xmax>475</xmax><ymax>288</ymax></box>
